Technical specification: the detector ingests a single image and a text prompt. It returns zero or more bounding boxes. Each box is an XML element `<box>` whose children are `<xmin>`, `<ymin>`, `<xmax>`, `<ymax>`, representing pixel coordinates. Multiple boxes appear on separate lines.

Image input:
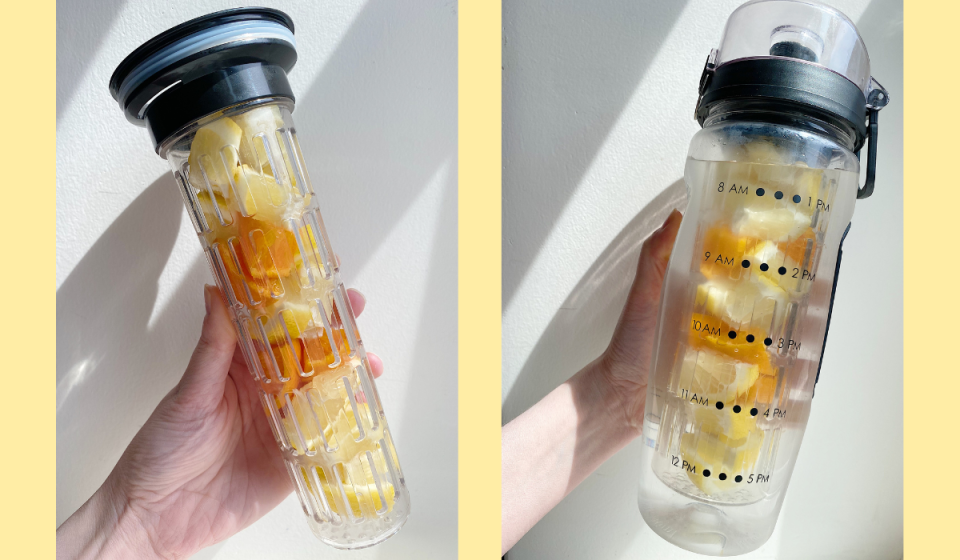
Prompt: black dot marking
<box><xmin>703</xmin><ymin>469</ymin><xmax>711</xmax><ymax>477</ymax></box>
<box><xmin>775</xmin><ymin>191</ymin><xmax>783</xmax><ymax>200</ymax></box>
<box><xmin>750</xmin><ymin>408</ymin><xmax>759</xmax><ymax>416</ymax></box>
<box><xmin>728</xmin><ymin>330</ymin><xmax>737</xmax><ymax>339</ymax></box>
<box><xmin>746</xmin><ymin>334</ymin><xmax>755</xmax><ymax>343</ymax></box>
<box><xmin>741</xmin><ymin>259</ymin><xmax>750</xmax><ymax>268</ymax></box>
<box><xmin>719</xmin><ymin>473</ymin><xmax>727</xmax><ymax>481</ymax></box>
<box><xmin>778</xmin><ymin>266</ymin><xmax>787</xmax><ymax>275</ymax></box>
<box><xmin>759</xmin><ymin>263</ymin><xmax>769</xmax><ymax>271</ymax></box>
<box><xmin>793</xmin><ymin>194</ymin><xmax>802</xmax><ymax>203</ymax></box>
<box><xmin>716</xmin><ymin>401</ymin><xmax>724</xmax><ymax>410</ymax></box>
<box><xmin>764</xmin><ymin>337</ymin><xmax>773</xmax><ymax>346</ymax></box>
<box><xmin>735</xmin><ymin>475</ymin><xmax>743</xmax><ymax>483</ymax></box>
<box><xmin>756</xmin><ymin>188</ymin><xmax>765</xmax><ymax>196</ymax></box>
<box><xmin>733</xmin><ymin>405</ymin><xmax>742</xmax><ymax>413</ymax></box>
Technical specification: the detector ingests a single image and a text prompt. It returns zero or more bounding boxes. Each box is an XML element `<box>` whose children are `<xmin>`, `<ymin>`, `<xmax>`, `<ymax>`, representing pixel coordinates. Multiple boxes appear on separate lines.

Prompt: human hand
<box><xmin>56</xmin><ymin>284</ymin><xmax>384</xmax><ymax>559</ymax></box>
<box><xmin>501</xmin><ymin>210</ymin><xmax>682</xmax><ymax>553</ymax></box>
<box><xmin>597</xmin><ymin>209</ymin><xmax>683</xmax><ymax>430</ymax></box>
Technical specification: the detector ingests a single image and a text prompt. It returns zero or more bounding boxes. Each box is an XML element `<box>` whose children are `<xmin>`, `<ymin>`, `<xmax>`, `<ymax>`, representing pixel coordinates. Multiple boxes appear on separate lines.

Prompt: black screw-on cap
<box><xmin>696</xmin><ymin>57</ymin><xmax>868</xmax><ymax>151</ymax></box>
<box><xmin>109</xmin><ymin>7</ymin><xmax>298</xmax><ymax>153</ymax></box>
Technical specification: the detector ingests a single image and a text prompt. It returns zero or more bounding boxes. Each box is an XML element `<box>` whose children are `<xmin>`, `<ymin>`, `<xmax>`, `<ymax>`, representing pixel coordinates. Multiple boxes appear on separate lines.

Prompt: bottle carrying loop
<box><xmin>856</xmin><ymin>77</ymin><xmax>889</xmax><ymax>200</ymax></box>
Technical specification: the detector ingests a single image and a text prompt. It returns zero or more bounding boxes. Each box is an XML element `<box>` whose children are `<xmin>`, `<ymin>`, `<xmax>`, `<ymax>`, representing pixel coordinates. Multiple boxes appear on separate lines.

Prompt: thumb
<box><xmin>176</xmin><ymin>285</ymin><xmax>238</xmax><ymax>409</ymax></box>
<box><xmin>627</xmin><ymin>209</ymin><xmax>683</xmax><ymax>312</ymax></box>
<box><xmin>607</xmin><ymin>209</ymin><xmax>683</xmax><ymax>368</ymax></box>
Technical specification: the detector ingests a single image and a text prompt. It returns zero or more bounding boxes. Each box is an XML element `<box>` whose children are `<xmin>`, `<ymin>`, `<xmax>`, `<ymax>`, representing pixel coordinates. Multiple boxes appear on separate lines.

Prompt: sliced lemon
<box><xmin>187</xmin><ymin>117</ymin><xmax>242</xmax><ymax>194</ymax></box>
<box><xmin>746</xmin><ymin>241</ymin><xmax>810</xmax><ymax>294</ymax></box>
<box><xmin>735</xmin><ymin>206</ymin><xmax>812</xmax><ymax>241</ymax></box>
<box><xmin>678</xmin><ymin>346</ymin><xmax>761</xmax><ymax>404</ymax></box>
<box><xmin>264</xmin><ymin>303</ymin><xmax>315</xmax><ymax>345</ymax></box>
<box><xmin>302</xmin><ymin>463</ymin><xmax>396</xmax><ymax>518</ymax></box>
<box><xmin>679</xmin><ymin>411</ymin><xmax>764</xmax><ymax>495</ymax></box>
<box><xmin>235</xmin><ymin>105</ymin><xmax>286</xmax><ymax>176</ymax></box>
<box><xmin>695</xmin><ymin>278</ymin><xmax>787</xmax><ymax>328</ymax></box>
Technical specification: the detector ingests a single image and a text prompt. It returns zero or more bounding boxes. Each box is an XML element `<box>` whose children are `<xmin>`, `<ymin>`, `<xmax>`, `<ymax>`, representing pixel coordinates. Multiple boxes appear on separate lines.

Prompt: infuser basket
<box><xmin>109</xmin><ymin>8</ymin><xmax>410</xmax><ymax>549</ymax></box>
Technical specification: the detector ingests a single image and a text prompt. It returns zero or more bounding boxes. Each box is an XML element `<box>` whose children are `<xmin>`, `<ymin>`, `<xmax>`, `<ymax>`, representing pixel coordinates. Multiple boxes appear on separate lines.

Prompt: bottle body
<box><xmin>162</xmin><ymin>99</ymin><xmax>410</xmax><ymax>549</ymax></box>
<box><xmin>637</xmin><ymin>118</ymin><xmax>858</xmax><ymax>555</ymax></box>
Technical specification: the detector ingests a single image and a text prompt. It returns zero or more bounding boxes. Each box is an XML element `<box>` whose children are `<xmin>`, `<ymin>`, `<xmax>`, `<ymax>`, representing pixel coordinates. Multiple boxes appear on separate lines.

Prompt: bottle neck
<box><xmin>702</xmin><ymin>99</ymin><xmax>858</xmax><ymax>152</ymax></box>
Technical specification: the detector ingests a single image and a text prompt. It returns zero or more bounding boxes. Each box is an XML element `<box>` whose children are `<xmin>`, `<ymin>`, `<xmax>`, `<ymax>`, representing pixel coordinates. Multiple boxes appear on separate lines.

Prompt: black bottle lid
<box><xmin>695</xmin><ymin>0</ymin><xmax>890</xmax><ymax>198</ymax></box>
<box><xmin>109</xmin><ymin>7</ymin><xmax>297</xmax><ymax>153</ymax></box>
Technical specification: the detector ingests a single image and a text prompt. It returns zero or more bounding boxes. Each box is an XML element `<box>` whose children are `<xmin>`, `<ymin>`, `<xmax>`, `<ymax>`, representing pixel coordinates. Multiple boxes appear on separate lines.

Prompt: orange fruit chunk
<box><xmin>236</xmin><ymin>215</ymin><xmax>298</xmax><ymax>288</ymax></box>
<box><xmin>780</xmin><ymin>227</ymin><xmax>817</xmax><ymax>264</ymax></box>
<box><xmin>687</xmin><ymin>312</ymin><xmax>774</xmax><ymax>375</ymax></box>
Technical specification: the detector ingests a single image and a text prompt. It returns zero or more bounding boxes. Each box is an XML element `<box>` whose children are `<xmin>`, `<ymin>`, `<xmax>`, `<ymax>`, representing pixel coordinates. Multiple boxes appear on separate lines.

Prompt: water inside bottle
<box><xmin>639</xmin><ymin>150</ymin><xmax>858</xmax><ymax>553</ymax></box>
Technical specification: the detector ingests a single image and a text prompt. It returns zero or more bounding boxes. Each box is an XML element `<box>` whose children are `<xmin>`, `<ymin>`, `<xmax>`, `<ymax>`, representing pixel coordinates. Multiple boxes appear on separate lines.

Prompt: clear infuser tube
<box><xmin>161</xmin><ymin>98</ymin><xmax>410</xmax><ymax>549</ymax></box>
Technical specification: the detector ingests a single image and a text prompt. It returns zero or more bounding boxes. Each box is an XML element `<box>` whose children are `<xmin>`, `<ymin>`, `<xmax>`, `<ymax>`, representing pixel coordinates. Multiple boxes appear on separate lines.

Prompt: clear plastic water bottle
<box><xmin>109</xmin><ymin>8</ymin><xmax>410</xmax><ymax>549</ymax></box>
<box><xmin>637</xmin><ymin>1</ymin><xmax>889</xmax><ymax>555</ymax></box>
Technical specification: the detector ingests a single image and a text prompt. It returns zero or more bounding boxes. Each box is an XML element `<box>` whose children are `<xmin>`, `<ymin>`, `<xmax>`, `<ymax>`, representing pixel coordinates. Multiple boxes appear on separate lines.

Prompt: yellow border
<box><xmin>459</xmin><ymin>1</ymin><xmax>501</xmax><ymax>557</ymax></box>
<box><xmin>5</xmin><ymin>0</ymin><xmax>54</xmax><ymax>556</ymax></box>
<box><xmin>905</xmin><ymin>1</ymin><xmax>955</xmax><ymax>557</ymax></box>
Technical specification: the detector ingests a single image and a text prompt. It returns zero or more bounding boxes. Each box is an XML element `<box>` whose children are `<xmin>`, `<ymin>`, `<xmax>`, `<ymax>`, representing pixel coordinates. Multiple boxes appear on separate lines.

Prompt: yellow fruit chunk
<box><xmin>677</xmin><ymin>346</ymin><xmax>761</xmax><ymax>404</ymax></box>
<box><xmin>679</xmin><ymin>406</ymin><xmax>764</xmax><ymax>495</ymax></box>
<box><xmin>688</xmin><ymin>312</ymin><xmax>774</xmax><ymax>376</ymax></box>
<box><xmin>735</xmin><ymin>206</ymin><xmax>812</xmax><ymax>241</ymax></box>
<box><xmin>301</xmin><ymin>462</ymin><xmax>396</xmax><ymax>518</ymax></box>
<box><xmin>188</xmin><ymin>117</ymin><xmax>243</xmax><ymax>194</ymax></box>
<box><xmin>681</xmin><ymin>429</ymin><xmax>763</xmax><ymax>494</ymax></box>
<box><xmin>268</xmin><ymin>304</ymin><xmax>314</xmax><ymax>345</ymax></box>
<box><xmin>747</xmin><ymin>241</ymin><xmax>810</xmax><ymax>293</ymax></box>
<box><xmin>235</xmin><ymin>164</ymin><xmax>287</xmax><ymax>222</ymax></box>
<box><xmin>695</xmin><ymin>278</ymin><xmax>786</xmax><ymax>330</ymax></box>
<box><xmin>235</xmin><ymin>105</ymin><xmax>286</xmax><ymax>176</ymax></box>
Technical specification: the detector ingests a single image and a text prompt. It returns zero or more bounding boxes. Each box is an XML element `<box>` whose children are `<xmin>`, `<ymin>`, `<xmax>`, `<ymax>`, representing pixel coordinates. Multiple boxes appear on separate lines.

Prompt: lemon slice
<box><xmin>679</xmin><ymin>406</ymin><xmax>765</xmax><ymax>495</ymax></box>
<box><xmin>261</xmin><ymin>303</ymin><xmax>314</xmax><ymax>347</ymax></box>
<box><xmin>188</xmin><ymin>117</ymin><xmax>242</xmax><ymax>194</ymax></box>
<box><xmin>302</xmin><ymin>462</ymin><xmax>396</xmax><ymax>517</ymax></box>
<box><xmin>695</xmin><ymin>278</ymin><xmax>787</xmax><ymax>328</ymax></box>
<box><xmin>747</xmin><ymin>241</ymin><xmax>808</xmax><ymax>293</ymax></box>
<box><xmin>735</xmin><ymin>207</ymin><xmax>811</xmax><ymax>241</ymax></box>
<box><xmin>678</xmin><ymin>346</ymin><xmax>760</xmax><ymax>404</ymax></box>
<box><xmin>680</xmin><ymin>429</ymin><xmax>763</xmax><ymax>494</ymax></box>
<box><xmin>235</xmin><ymin>105</ymin><xmax>286</xmax><ymax>176</ymax></box>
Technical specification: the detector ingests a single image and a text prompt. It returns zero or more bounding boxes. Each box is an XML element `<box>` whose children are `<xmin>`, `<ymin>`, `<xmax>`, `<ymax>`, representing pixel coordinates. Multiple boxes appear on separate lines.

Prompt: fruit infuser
<box><xmin>636</xmin><ymin>0</ymin><xmax>889</xmax><ymax>555</ymax></box>
<box><xmin>109</xmin><ymin>8</ymin><xmax>410</xmax><ymax>549</ymax></box>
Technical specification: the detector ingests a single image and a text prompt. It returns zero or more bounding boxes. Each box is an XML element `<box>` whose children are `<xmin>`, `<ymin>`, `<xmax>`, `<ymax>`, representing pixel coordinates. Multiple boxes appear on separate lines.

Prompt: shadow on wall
<box><xmin>374</xmin><ymin>170</ymin><xmax>459</xmax><ymax>560</ymax></box>
<box><xmin>56</xmin><ymin>175</ymin><xmax>209</xmax><ymax>524</ymax></box>
<box><xmin>292</xmin><ymin>0</ymin><xmax>457</xmax><ymax>280</ymax></box>
<box><xmin>56</xmin><ymin>0</ymin><xmax>127</xmax><ymax>123</ymax></box>
<box><xmin>502</xmin><ymin>0</ymin><xmax>690</xmax><ymax>309</ymax></box>
<box><xmin>502</xmin><ymin>179</ymin><xmax>687</xmax><ymax>425</ymax></box>
<box><xmin>774</xmin><ymin>0</ymin><xmax>904</xmax><ymax>556</ymax></box>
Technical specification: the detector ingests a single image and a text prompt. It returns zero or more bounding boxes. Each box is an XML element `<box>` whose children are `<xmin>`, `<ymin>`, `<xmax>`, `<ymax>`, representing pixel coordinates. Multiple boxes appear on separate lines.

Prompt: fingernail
<box><xmin>204</xmin><ymin>285</ymin><xmax>212</xmax><ymax>314</ymax></box>
<box><xmin>353</xmin><ymin>288</ymin><xmax>367</xmax><ymax>303</ymax></box>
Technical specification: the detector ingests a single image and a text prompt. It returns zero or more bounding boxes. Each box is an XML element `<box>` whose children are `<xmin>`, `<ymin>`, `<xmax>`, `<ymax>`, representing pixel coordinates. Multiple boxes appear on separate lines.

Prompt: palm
<box><xmin>603</xmin><ymin>211</ymin><xmax>681</xmax><ymax>427</ymax></box>
<box><xmin>111</xmin><ymin>346</ymin><xmax>289</xmax><ymax>555</ymax></box>
<box><xmin>103</xmin><ymin>286</ymin><xmax>376</xmax><ymax>558</ymax></box>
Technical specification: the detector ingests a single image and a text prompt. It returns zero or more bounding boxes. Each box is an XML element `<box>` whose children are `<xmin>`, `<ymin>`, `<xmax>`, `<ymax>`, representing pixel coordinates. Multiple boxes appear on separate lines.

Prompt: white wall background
<box><xmin>56</xmin><ymin>1</ymin><xmax>457</xmax><ymax>558</ymax></box>
<box><xmin>502</xmin><ymin>0</ymin><xmax>902</xmax><ymax>558</ymax></box>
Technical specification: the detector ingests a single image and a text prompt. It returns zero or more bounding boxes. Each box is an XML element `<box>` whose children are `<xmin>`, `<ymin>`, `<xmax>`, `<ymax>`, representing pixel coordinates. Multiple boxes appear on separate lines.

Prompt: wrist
<box><xmin>57</xmin><ymin>478</ymin><xmax>164</xmax><ymax>560</ymax></box>
<box><xmin>568</xmin><ymin>359</ymin><xmax>643</xmax><ymax>453</ymax></box>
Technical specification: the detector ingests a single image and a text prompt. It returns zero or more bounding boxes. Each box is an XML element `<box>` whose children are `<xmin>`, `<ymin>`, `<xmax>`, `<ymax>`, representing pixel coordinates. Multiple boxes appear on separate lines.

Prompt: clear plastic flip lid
<box><xmin>715</xmin><ymin>0</ymin><xmax>877</xmax><ymax>96</ymax></box>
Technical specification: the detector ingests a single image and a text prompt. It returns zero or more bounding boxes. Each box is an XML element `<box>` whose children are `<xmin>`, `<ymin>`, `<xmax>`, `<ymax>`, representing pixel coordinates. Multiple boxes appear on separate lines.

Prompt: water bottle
<box><xmin>109</xmin><ymin>8</ymin><xmax>410</xmax><ymax>549</ymax></box>
<box><xmin>636</xmin><ymin>1</ymin><xmax>889</xmax><ymax>554</ymax></box>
